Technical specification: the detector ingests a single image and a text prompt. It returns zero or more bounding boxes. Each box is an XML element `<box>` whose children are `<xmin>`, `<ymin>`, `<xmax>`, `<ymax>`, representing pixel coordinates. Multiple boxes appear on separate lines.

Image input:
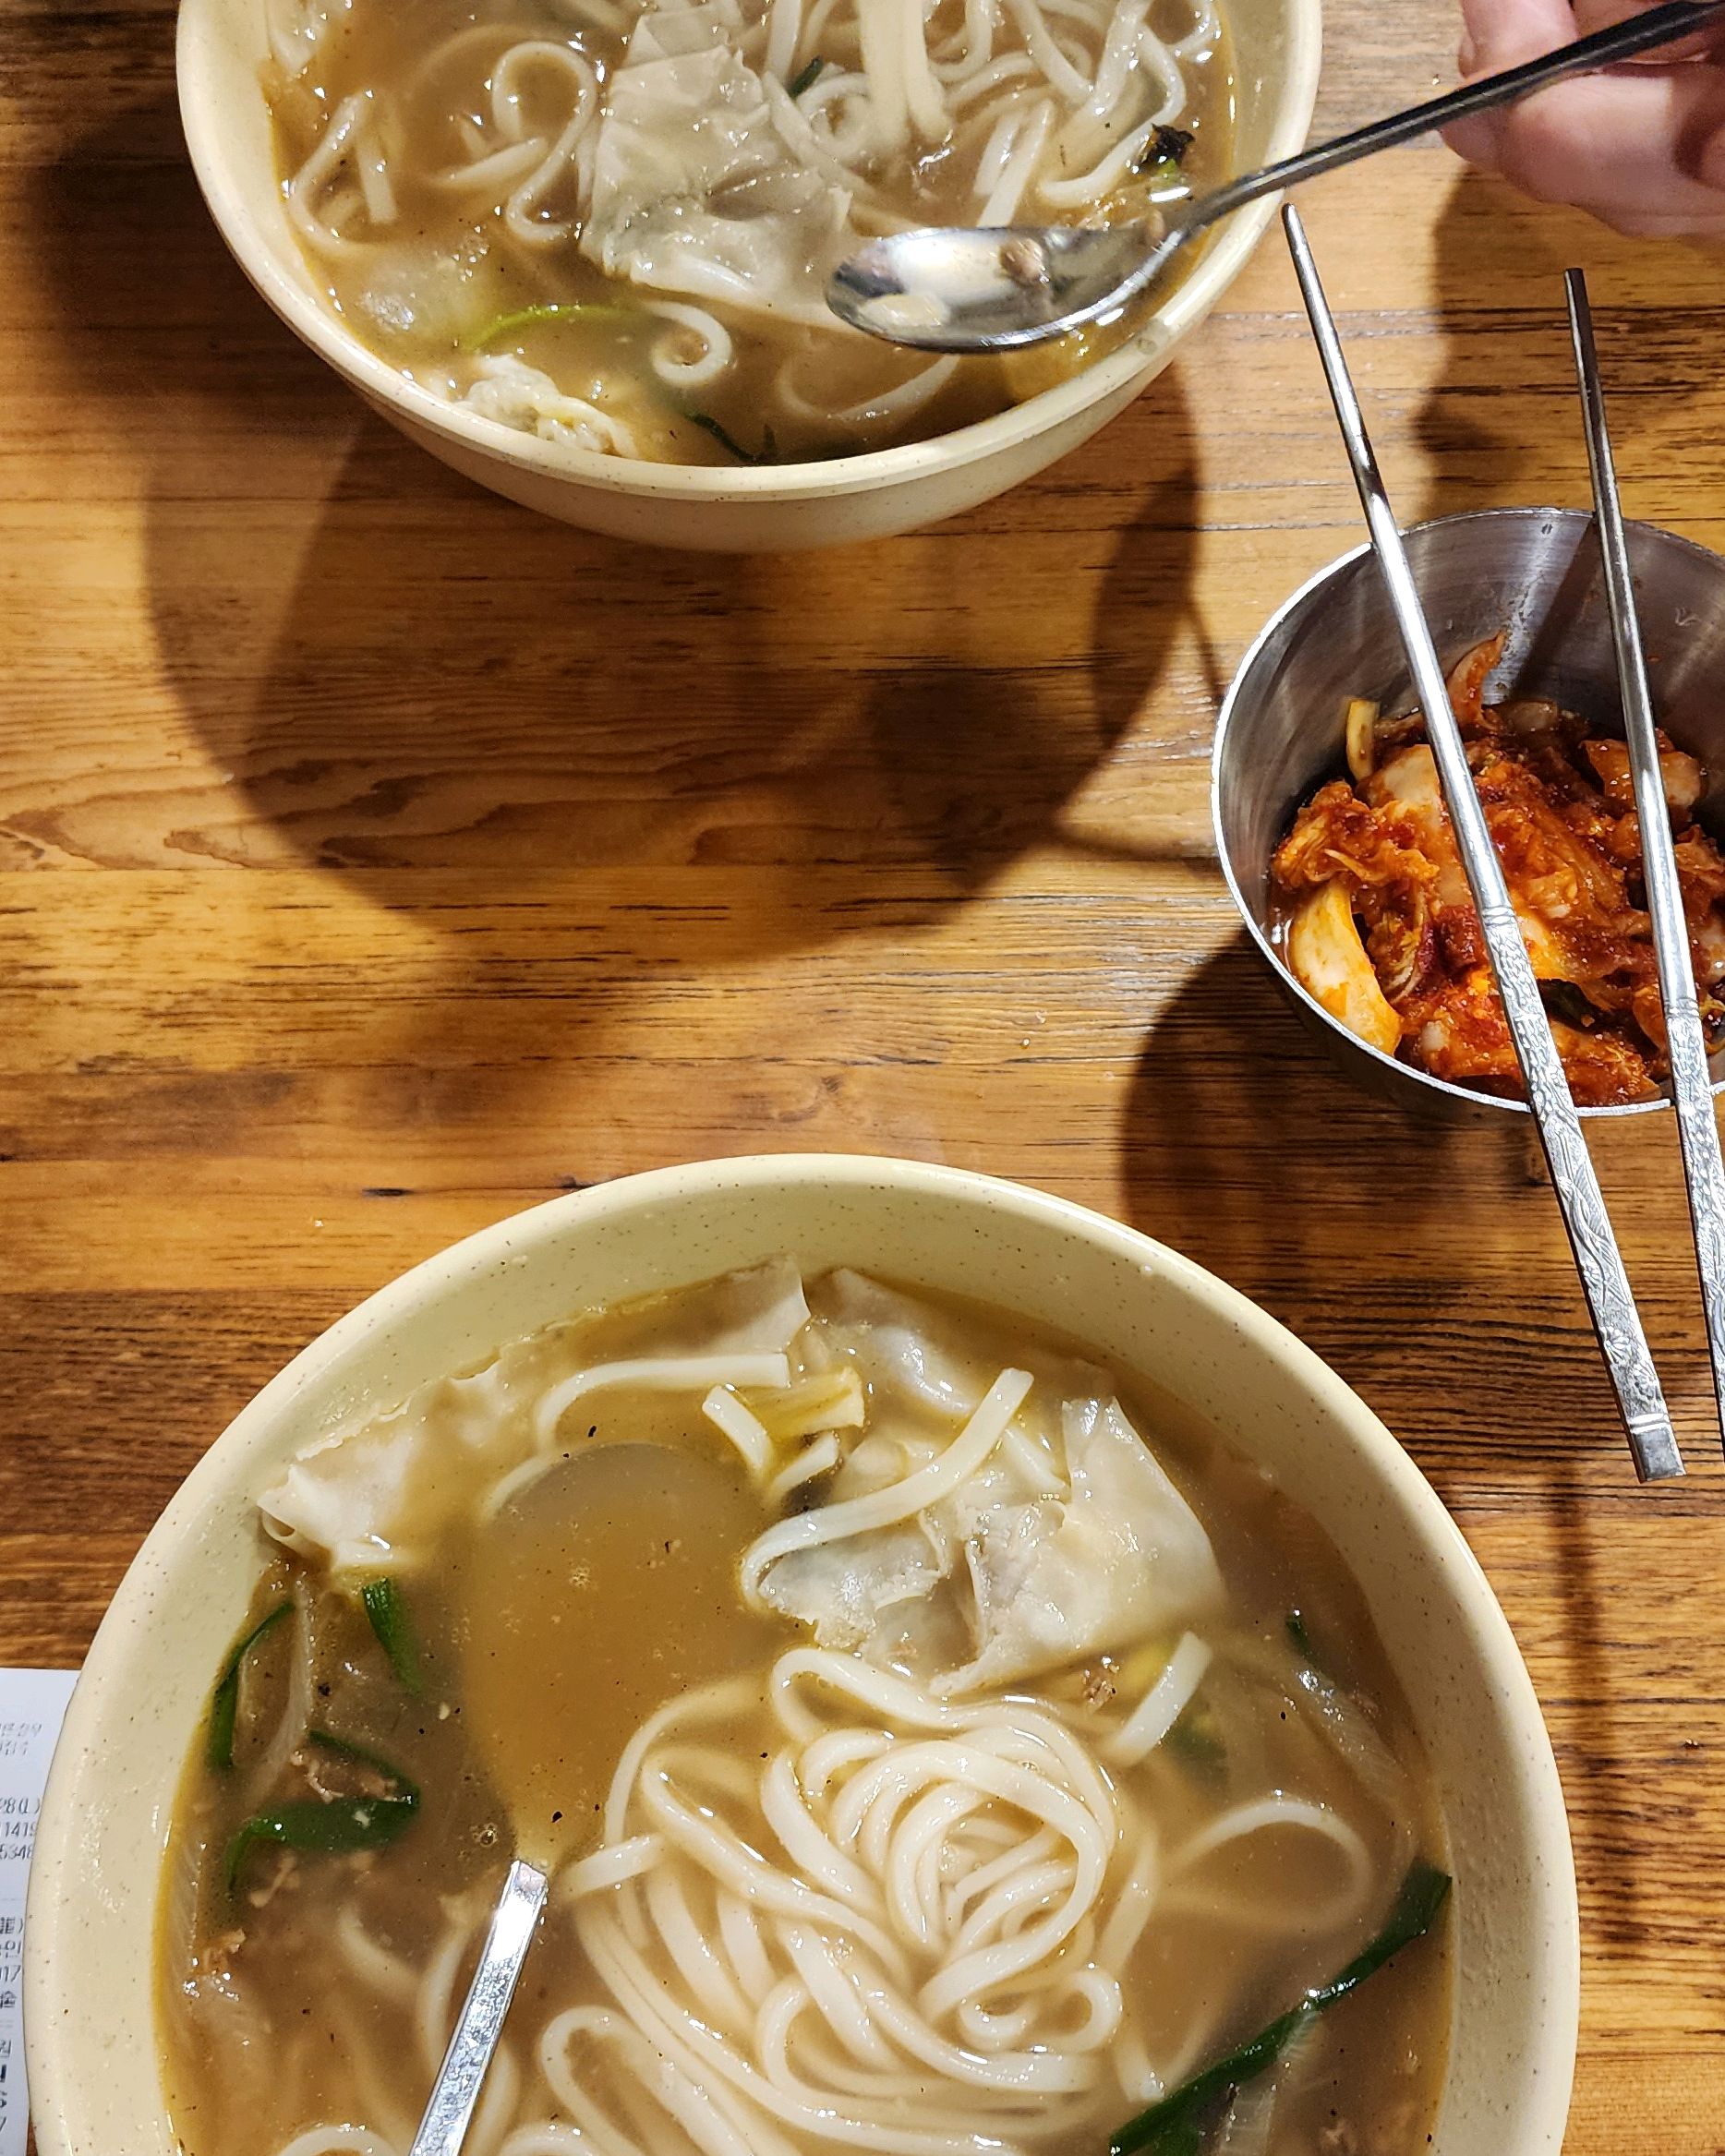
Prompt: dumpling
<box><xmin>814</xmin><ymin>1271</ymin><xmax>1104</xmax><ymax>1462</ymax></box>
<box><xmin>751</xmin><ymin>1350</ymin><xmax>1224</xmax><ymax>1692</ymax></box>
<box><xmin>260</xmin><ymin>1258</ymin><xmax>810</xmax><ymax>1572</ymax></box>
<box><xmin>581</xmin><ymin>15</ymin><xmax>852</xmax><ymax>322</ymax></box>
<box><xmin>457</xmin><ymin>355</ymin><xmax>638</xmax><ymax>455</ymax></box>
<box><xmin>259</xmin><ymin>1355</ymin><xmax>533</xmax><ymax>1575</ymax></box>
<box><xmin>930</xmin><ymin>1397</ymin><xmax>1224</xmax><ymax>1695</ymax></box>
<box><xmin>815</xmin><ymin>1269</ymin><xmax>998</xmax><ymax>1416</ymax></box>
<box><xmin>754</xmin><ymin>1427</ymin><xmax>953</xmax><ymax>1648</ymax></box>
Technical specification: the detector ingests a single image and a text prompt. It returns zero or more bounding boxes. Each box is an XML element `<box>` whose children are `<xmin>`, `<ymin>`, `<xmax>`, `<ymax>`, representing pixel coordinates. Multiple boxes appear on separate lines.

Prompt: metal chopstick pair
<box><xmin>1283</xmin><ymin>206</ymin><xmax>1725</xmax><ymax>1484</ymax></box>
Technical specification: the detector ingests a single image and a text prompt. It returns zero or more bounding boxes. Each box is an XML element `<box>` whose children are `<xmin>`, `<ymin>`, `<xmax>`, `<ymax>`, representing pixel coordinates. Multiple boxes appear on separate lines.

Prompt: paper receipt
<box><xmin>0</xmin><ymin>1671</ymin><xmax>77</xmax><ymax>2156</ymax></box>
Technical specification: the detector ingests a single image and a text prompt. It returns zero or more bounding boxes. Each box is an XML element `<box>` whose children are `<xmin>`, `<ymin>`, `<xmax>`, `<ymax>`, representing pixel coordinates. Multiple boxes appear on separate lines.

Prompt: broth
<box><xmin>264</xmin><ymin>0</ymin><xmax>1234</xmax><ymax>466</ymax></box>
<box><xmin>160</xmin><ymin>1264</ymin><xmax>1450</xmax><ymax>2156</ymax></box>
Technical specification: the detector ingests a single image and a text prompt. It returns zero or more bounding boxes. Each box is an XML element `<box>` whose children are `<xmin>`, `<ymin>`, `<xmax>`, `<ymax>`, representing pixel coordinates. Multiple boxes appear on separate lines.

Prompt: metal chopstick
<box><xmin>1281</xmin><ymin>205</ymin><xmax>1683</xmax><ymax>1484</ymax></box>
<box><xmin>1566</xmin><ymin>269</ymin><xmax>1725</xmax><ymax>1454</ymax></box>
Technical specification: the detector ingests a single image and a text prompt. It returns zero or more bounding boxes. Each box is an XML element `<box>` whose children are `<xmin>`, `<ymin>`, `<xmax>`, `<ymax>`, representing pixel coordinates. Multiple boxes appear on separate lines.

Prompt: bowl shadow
<box><xmin>24</xmin><ymin>79</ymin><xmax>1207</xmax><ymax>1076</ymax></box>
<box><xmin>1118</xmin><ymin>935</ymin><xmax>1707</xmax><ymax>1488</ymax></box>
<box><xmin>1409</xmin><ymin>171</ymin><xmax>1725</xmax><ymax>534</ymax></box>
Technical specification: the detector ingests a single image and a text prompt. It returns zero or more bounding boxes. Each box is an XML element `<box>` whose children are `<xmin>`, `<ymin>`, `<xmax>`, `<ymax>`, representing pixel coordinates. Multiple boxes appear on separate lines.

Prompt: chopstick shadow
<box><xmin>21</xmin><ymin>82</ymin><xmax>1204</xmax><ymax>1081</ymax></box>
<box><xmin>1117</xmin><ymin>935</ymin><xmax>1702</xmax><ymax>1484</ymax></box>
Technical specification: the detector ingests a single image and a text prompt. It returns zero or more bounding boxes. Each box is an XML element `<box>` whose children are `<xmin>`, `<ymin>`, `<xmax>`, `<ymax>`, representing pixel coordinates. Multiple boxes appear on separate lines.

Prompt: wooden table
<box><xmin>6</xmin><ymin>0</ymin><xmax>1725</xmax><ymax>2145</ymax></box>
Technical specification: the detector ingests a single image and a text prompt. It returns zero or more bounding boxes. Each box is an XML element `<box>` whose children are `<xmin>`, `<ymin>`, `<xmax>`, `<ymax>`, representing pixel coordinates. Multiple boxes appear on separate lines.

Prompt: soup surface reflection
<box><xmin>160</xmin><ymin>1262</ymin><xmax>1451</xmax><ymax>2156</ymax></box>
<box><xmin>265</xmin><ymin>0</ymin><xmax>1233</xmax><ymax>465</ymax></box>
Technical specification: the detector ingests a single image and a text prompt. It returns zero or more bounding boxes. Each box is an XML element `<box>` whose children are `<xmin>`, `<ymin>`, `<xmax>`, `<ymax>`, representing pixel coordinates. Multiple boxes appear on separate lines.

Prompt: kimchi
<box><xmin>1271</xmin><ymin>634</ymin><xmax>1725</xmax><ymax>1106</ymax></box>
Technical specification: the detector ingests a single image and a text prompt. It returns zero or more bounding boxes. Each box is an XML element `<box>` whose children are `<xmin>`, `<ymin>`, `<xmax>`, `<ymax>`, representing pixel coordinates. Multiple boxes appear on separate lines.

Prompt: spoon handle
<box><xmin>411</xmin><ymin>1859</ymin><xmax>549</xmax><ymax>2156</ymax></box>
<box><xmin>1188</xmin><ymin>0</ymin><xmax>1725</xmax><ymax>238</ymax></box>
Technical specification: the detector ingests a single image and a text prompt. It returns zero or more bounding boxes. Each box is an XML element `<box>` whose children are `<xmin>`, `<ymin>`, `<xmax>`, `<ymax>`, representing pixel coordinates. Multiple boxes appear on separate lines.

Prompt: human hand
<box><xmin>1443</xmin><ymin>0</ymin><xmax>1725</xmax><ymax>236</ymax></box>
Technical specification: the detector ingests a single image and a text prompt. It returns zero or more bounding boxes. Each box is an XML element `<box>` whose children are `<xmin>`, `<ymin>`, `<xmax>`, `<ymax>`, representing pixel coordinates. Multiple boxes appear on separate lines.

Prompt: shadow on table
<box><xmin>1405</xmin><ymin>174</ymin><xmax>1576</xmax><ymax>526</ymax></box>
<box><xmin>1406</xmin><ymin>171</ymin><xmax>1725</xmax><ymax>533</ymax></box>
<box><xmin>1542</xmin><ymin>1460</ymin><xmax>1647</xmax><ymax>1954</ymax></box>
<box><xmin>1121</xmin><ymin>927</ymin><xmax>1682</xmax><ymax>1957</ymax></box>
<box><xmin>1119</xmin><ymin>932</ymin><xmax>1678</xmax><ymax>1949</ymax></box>
<box><xmin>26</xmin><ymin>85</ymin><xmax>1207</xmax><ymax>1065</ymax></box>
<box><xmin>1116</xmin><ymin>934</ymin><xmax>1647</xmax><ymax>1470</ymax></box>
<box><xmin>853</xmin><ymin>444</ymin><xmax>1212</xmax><ymax>883</ymax></box>
<box><xmin>1121</xmin><ymin>935</ymin><xmax>1485</xmax><ymax>1306</ymax></box>
<box><xmin>141</xmin><ymin>387</ymin><xmax>1205</xmax><ymax>920</ymax></box>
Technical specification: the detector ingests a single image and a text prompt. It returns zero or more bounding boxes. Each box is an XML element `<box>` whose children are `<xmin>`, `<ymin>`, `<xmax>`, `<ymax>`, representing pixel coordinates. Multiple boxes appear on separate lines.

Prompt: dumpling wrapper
<box><xmin>754</xmin><ymin>1292</ymin><xmax>1224</xmax><ymax>1694</ymax></box>
<box><xmin>754</xmin><ymin>1427</ymin><xmax>954</xmax><ymax>1649</ymax></box>
<box><xmin>814</xmin><ymin>1271</ymin><xmax>1089</xmax><ymax>1483</ymax></box>
<box><xmin>259</xmin><ymin>1257</ymin><xmax>810</xmax><ymax>1575</ymax></box>
<box><xmin>625</xmin><ymin>0</ymin><xmax>746</xmax><ymax>61</ymax></box>
<box><xmin>765</xmin><ymin>1272</ymin><xmax>1220</xmax><ymax>1684</ymax></box>
<box><xmin>581</xmin><ymin>26</ymin><xmax>852</xmax><ymax>323</ymax></box>
<box><xmin>815</xmin><ymin>1269</ymin><xmax>997</xmax><ymax>1418</ymax></box>
<box><xmin>457</xmin><ymin>355</ymin><xmax>637</xmax><ymax>457</ymax></box>
<box><xmin>929</xmin><ymin>1396</ymin><xmax>1224</xmax><ymax>1696</ymax></box>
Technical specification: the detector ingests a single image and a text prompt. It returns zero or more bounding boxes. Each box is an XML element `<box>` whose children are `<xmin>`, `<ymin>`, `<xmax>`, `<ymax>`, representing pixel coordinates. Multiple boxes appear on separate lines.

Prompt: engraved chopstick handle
<box><xmin>1567</xmin><ymin>269</ymin><xmax>1725</xmax><ymax>1452</ymax></box>
<box><xmin>1670</xmin><ymin>1013</ymin><xmax>1725</xmax><ymax>1414</ymax></box>
<box><xmin>1479</xmin><ymin>898</ymin><xmax>1683</xmax><ymax>1479</ymax></box>
<box><xmin>1284</xmin><ymin>206</ymin><xmax>1683</xmax><ymax>1484</ymax></box>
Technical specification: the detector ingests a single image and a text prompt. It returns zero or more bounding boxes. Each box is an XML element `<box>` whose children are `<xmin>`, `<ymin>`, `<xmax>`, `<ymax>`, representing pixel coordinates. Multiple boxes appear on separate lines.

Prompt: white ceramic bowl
<box><xmin>175</xmin><ymin>0</ymin><xmax>1321</xmax><ymax>550</ymax></box>
<box><xmin>26</xmin><ymin>1155</ymin><xmax>1577</xmax><ymax>2152</ymax></box>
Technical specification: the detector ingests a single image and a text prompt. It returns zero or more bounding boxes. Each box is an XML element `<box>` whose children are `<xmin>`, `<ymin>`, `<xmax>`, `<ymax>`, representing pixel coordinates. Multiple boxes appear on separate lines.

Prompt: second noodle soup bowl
<box><xmin>175</xmin><ymin>0</ymin><xmax>1321</xmax><ymax>549</ymax></box>
<box><xmin>26</xmin><ymin>1155</ymin><xmax>1576</xmax><ymax>2151</ymax></box>
<box><xmin>1213</xmin><ymin>507</ymin><xmax>1725</xmax><ymax>1122</ymax></box>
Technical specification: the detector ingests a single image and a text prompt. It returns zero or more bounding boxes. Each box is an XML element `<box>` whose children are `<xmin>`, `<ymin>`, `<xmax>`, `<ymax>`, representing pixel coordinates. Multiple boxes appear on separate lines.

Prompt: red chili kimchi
<box><xmin>1271</xmin><ymin>634</ymin><xmax>1725</xmax><ymax>1106</ymax></box>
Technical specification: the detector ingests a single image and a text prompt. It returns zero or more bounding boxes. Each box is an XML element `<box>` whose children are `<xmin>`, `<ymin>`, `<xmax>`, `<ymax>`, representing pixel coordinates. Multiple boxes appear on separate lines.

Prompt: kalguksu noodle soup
<box><xmin>262</xmin><ymin>0</ymin><xmax>1233</xmax><ymax>466</ymax></box>
<box><xmin>159</xmin><ymin>1261</ymin><xmax>1452</xmax><ymax>2156</ymax></box>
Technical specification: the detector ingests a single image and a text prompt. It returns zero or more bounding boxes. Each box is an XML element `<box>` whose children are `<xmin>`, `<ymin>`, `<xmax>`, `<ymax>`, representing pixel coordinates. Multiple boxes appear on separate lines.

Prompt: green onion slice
<box><xmin>1108</xmin><ymin>1861</ymin><xmax>1453</xmax><ymax>2156</ymax></box>
<box><xmin>206</xmin><ymin>1600</ymin><xmax>293</xmax><ymax>1772</ymax></box>
<box><xmin>361</xmin><ymin>1575</ymin><xmax>424</xmax><ymax>1696</ymax></box>
<box><xmin>468</xmin><ymin>302</ymin><xmax>630</xmax><ymax>350</ymax></box>
<box><xmin>225</xmin><ymin>1730</ymin><xmax>419</xmax><ymax>1890</ymax></box>
<box><xmin>686</xmin><ymin>411</ymin><xmax>777</xmax><ymax>464</ymax></box>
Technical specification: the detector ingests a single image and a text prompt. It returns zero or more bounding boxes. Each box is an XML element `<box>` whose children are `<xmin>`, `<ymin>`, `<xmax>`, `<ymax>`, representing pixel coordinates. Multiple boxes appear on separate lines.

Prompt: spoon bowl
<box><xmin>831</xmin><ymin>223</ymin><xmax>1178</xmax><ymax>352</ymax></box>
<box><xmin>411</xmin><ymin>1436</ymin><xmax>779</xmax><ymax>2153</ymax></box>
<box><xmin>463</xmin><ymin>1437</ymin><xmax>778</xmax><ymax>1873</ymax></box>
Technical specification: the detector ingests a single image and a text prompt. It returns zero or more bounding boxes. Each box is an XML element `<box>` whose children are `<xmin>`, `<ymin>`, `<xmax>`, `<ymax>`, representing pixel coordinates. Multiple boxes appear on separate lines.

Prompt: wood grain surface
<box><xmin>6</xmin><ymin>0</ymin><xmax>1725</xmax><ymax>2145</ymax></box>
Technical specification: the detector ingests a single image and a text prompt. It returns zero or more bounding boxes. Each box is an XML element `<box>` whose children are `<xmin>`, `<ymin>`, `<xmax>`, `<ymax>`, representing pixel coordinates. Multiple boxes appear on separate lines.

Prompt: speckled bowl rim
<box><xmin>25</xmin><ymin>1153</ymin><xmax>1578</xmax><ymax>2152</ymax></box>
<box><xmin>173</xmin><ymin>0</ymin><xmax>1322</xmax><ymax>506</ymax></box>
<box><xmin>1212</xmin><ymin>507</ymin><xmax>1725</xmax><ymax>1120</ymax></box>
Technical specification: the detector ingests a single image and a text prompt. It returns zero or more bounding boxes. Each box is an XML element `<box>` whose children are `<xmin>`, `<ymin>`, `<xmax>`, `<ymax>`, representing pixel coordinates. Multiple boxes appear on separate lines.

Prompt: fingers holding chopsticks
<box><xmin>1445</xmin><ymin>0</ymin><xmax>1725</xmax><ymax>236</ymax></box>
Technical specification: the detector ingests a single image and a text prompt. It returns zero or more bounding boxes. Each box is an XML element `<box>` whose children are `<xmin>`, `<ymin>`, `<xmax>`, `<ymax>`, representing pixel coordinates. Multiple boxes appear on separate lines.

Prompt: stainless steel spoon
<box><xmin>411</xmin><ymin>1858</ymin><xmax>549</xmax><ymax>2156</ymax></box>
<box><xmin>827</xmin><ymin>0</ymin><xmax>1725</xmax><ymax>351</ymax></box>
<box><xmin>410</xmin><ymin>1438</ymin><xmax>778</xmax><ymax>2153</ymax></box>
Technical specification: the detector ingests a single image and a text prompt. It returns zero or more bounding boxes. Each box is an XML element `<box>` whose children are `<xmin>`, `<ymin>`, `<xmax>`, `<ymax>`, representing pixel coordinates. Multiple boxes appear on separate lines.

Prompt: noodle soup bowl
<box><xmin>28</xmin><ymin>1156</ymin><xmax>1577</xmax><ymax>2152</ymax></box>
<box><xmin>1214</xmin><ymin>508</ymin><xmax>1725</xmax><ymax>1122</ymax></box>
<box><xmin>175</xmin><ymin>0</ymin><xmax>1321</xmax><ymax>550</ymax></box>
